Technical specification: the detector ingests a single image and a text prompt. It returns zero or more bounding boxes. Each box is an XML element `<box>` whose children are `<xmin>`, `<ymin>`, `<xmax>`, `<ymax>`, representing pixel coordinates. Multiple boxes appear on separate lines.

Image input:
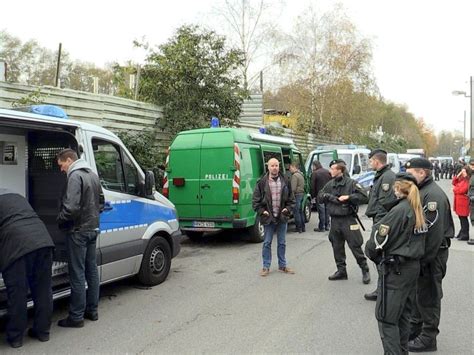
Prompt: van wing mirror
<box><xmin>353</xmin><ymin>165</ymin><xmax>361</xmax><ymax>175</ymax></box>
<box><xmin>145</xmin><ymin>170</ymin><xmax>155</xmax><ymax>197</ymax></box>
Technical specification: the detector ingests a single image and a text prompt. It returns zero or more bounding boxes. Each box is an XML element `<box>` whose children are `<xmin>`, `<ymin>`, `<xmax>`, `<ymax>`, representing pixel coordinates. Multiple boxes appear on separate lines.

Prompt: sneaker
<box><xmin>259</xmin><ymin>268</ymin><xmax>270</xmax><ymax>277</ymax></box>
<box><xmin>278</xmin><ymin>266</ymin><xmax>295</xmax><ymax>274</ymax></box>
<box><xmin>57</xmin><ymin>317</ymin><xmax>84</xmax><ymax>328</ymax></box>
<box><xmin>84</xmin><ymin>312</ymin><xmax>99</xmax><ymax>321</ymax></box>
<box><xmin>28</xmin><ymin>328</ymin><xmax>50</xmax><ymax>342</ymax></box>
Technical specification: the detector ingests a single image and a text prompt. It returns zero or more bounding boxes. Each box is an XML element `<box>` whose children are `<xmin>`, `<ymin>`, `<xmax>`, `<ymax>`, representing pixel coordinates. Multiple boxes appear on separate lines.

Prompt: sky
<box><xmin>1</xmin><ymin>0</ymin><xmax>473</xmax><ymax>138</ymax></box>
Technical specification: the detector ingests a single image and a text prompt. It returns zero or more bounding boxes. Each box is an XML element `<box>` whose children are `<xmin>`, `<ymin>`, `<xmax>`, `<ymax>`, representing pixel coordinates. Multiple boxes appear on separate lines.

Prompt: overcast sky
<box><xmin>2</xmin><ymin>0</ymin><xmax>473</xmax><ymax>137</ymax></box>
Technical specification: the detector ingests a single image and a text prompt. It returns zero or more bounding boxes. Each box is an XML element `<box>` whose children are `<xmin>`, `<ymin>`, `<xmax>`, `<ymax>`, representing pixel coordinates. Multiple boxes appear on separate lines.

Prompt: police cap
<box><xmin>329</xmin><ymin>159</ymin><xmax>346</xmax><ymax>167</ymax></box>
<box><xmin>369</xmin><ymin>149</ymin><xmax>387</xmax><ymax>159</ymax></box>
<box><xmin>395</xmin><ymin>172</ymin><xmax>418</xmax><ymax>185</ymax></box>
<box><xmin>405</xmin><ymin>158</ymin><xmax>432</xmax><ymax>170</ymax></box>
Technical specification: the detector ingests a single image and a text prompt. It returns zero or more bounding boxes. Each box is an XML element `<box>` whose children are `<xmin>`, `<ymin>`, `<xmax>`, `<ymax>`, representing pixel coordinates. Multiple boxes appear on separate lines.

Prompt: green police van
<box><xmin>163</xmin><ymin>127</ymin><xmax>311</xmax><ymax>242</ymax></box>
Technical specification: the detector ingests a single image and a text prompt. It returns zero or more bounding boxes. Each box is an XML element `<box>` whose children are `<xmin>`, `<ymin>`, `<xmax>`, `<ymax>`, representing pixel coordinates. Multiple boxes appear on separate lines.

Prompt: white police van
<box><xmin>0</xmin><ymin>105</ymin><xmax>181</xmax><ymax>315</ymax></box>
<box><xmin>305</xmin><ymin>145</ymin><xmax>374</xmax><ymax>191</ymax></box>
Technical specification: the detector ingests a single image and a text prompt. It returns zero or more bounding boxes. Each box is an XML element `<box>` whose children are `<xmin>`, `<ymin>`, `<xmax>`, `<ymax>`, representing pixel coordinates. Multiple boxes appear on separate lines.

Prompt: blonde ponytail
<box><xmin>394</xmin><ymin>180</ymin><xmax>426</xmax><ymax>229</ymax></box>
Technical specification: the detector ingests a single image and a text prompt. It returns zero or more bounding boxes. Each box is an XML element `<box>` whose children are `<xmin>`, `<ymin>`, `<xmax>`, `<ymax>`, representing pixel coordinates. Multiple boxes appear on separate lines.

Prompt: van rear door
<box><xmin>199</xmin><ymin>131</ymin><xmax>234</xmax><ymax>221</ymax></box>
<box><xmin>168</xmin><ymin>133</ymin><xmax>203</xmax><ymax>218</ymax></box>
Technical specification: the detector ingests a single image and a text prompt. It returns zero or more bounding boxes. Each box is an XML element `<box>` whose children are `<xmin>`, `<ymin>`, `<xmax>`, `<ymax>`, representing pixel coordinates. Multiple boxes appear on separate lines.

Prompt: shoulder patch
<box><xmin>378</xmin><ymin>224</ymin><xmax>390</xmax><ymax>237</ymax></box>
<box><xmin>382</xmin><ymin>183</ymin><xmax>390</xmax><ymax>192</ymax></box>
<box><xmin>427</xmin><ymin>202</ymin><xmax>437</xmax><ymax>212</ymax></box>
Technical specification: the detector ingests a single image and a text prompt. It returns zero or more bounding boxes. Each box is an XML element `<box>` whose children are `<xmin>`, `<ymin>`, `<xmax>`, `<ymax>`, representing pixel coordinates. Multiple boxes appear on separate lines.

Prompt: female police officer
<box><xmin>365</xmin><ymin>173</ymin><xmax>426</xmax><ymax>355</ymax></box>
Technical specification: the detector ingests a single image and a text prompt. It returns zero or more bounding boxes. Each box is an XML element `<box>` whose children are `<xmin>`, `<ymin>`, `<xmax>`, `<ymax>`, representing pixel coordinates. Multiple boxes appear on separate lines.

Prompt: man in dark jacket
<box><xmin>318</xmin><ymin>159</ymin><xmax>370</xmax><ymax>283</ymax></box>
<box><xmin>56</xmin><ymin>148</ymin><xmax>104</xmax><ymax>328</ymax></box>
<box><xmin>289</xmin><ymin>163</ymin><xmax>306</xmax><ymax>233</ymax></box>
<box><xmin>406</xmin><ymin>158</ymin><xmax>454</xmax><ymax>352</ymax></box>
<box><xmin>310</xmin><ymin>160</ymin><xmax>331</xmax><ymax>232</ymax></box>
<box><xmin>253</xmin><ymin>158</ymin><xmax>295</xmax><ymax>276</ymax></box>
<box><xmin>0</xmin><ymin>189</ymin><xmax>55</xmax><ymax>348</ymax></box>
<box><xmin>364</xmin><ymin>149</ymin><xmax>397</xmax><ymax>301</ymax></box>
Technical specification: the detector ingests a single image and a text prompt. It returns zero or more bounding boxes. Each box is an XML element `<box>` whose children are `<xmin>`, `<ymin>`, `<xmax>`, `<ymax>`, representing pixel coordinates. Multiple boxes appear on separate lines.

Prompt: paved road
<box><xmin>1</xmin><ymin>179</ymin><xmax>472</xmax><ymax>354</ymax></box>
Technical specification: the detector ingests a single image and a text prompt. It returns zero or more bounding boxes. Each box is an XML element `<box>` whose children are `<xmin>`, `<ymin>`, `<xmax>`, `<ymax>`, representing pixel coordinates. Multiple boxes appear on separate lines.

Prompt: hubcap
<box><xmin>258</xmin><ymin>221</ymin><xmax>264</xmax><ymax>236</ymax></box>
<box><xmin>149</xmin><ymin>247</ymin><xmax>165</xmax><ymax>274</ymax></box>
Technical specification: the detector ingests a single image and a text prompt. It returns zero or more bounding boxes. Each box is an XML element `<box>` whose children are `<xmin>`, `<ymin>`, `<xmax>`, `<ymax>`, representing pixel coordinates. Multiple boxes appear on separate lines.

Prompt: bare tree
<box><xmin>211</xmin><ymin>0</ymin><xmax>284</xmax><ymax>91</ymax></box>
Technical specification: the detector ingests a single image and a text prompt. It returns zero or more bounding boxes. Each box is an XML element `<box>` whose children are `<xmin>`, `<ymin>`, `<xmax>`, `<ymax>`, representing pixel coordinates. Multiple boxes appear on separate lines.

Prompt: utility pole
<box><xmin>55</xmin><ymin>43</ymin><xmax>62</xmax><ymax>87</ymax></box>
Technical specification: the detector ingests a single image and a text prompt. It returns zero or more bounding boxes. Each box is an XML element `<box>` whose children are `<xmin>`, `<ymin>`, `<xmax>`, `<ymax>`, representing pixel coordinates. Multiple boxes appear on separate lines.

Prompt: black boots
<box><xmin>408</xmin><ymin>337</ymin><xmax>437</xmax><ymax>352</ymax></box>
<box><xmin>328</xmin><ymin>270</ymin><xmax>348</xmax><ymax>280</ymax></box>
<box><xmin>364</xmin><ymin>289</ymin><xmax>378</xmax><ymax>301</ymax></box>
<box><xmin>362</xmin><ymin>269</ymin><xmax>371</xmax><ymax>284</ymax></box>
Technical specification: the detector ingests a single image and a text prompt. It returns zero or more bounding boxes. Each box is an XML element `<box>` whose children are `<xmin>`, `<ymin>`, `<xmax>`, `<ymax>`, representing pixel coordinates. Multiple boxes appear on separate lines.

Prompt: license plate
<box><xmin>192</xmin><ymin>221</ymin><xmax>215</xmax><ymax>228</ymax></box>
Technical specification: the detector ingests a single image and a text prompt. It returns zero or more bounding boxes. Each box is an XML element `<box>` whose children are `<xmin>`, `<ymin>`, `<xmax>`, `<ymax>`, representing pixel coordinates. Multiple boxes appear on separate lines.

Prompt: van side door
<box><xmin>89</xmin><ymin>135</ymin><xmax>147</xmax><ymax>282</ymax></box>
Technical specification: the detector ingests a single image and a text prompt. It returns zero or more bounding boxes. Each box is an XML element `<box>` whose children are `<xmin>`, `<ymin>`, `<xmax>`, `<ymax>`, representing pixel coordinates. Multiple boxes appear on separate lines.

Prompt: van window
<box><xmin>360</xmin><ymin>153</ymin><xmax>369</xmax><ymax>172</ymax></box>
<box><xmin>263</xmin><ymin>151</ymin><xmax>283</xmax><ymax>173</ymax></box>
<box><xmin>123</xmin><ymin>152</ymin><xmax>140</xmax><ymax>195</ymax></box>
<box><xmin>92</xmin><ymin>139</ymin><xmax>125</xmax><ymax>192</ymax></box>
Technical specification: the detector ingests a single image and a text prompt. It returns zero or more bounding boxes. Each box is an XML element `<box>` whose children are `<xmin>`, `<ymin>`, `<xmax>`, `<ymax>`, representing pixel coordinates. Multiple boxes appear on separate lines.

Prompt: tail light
<box><xmin>173</xmin><ymin>178</ymin><xmax>185</xmax><ymax>187</ymax></box>
<box><xmin>162</xmin><ymin>187</ymin><xmax>169</xmax><ymax>198</ymax></box>
<box><xmin>232</xmin><ymin>187</ymin><xmax>239</xmax><ymax>203</ymax></box>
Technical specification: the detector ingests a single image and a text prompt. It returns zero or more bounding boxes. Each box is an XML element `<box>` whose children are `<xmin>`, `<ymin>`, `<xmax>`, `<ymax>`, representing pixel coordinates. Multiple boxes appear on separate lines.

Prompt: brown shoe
<box><xmin>259</xmin><ymin>268</ymin><xmax>270</xmax><ymax>276</ymax></box>
<box><xmin>279</xmin><ymin>266</ymin><xmax>295</xmax><ymax>274</ymax></box>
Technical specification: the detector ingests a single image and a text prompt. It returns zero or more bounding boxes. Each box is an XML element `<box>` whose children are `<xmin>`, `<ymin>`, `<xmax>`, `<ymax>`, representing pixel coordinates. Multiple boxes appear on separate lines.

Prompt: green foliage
<box><xmin>138</xmin><ymin>25</ymin><xmax>247</xmax><ymax>135</ymax></box>
<box><xmin>116</xmin><ymin>130</ymin><xmax>166</xmax><ymax>188</ymax></box>
<box><xmin>11</xmin><ymin>87</ymin><xmax>45</xmax><ymax>107</ymax></box>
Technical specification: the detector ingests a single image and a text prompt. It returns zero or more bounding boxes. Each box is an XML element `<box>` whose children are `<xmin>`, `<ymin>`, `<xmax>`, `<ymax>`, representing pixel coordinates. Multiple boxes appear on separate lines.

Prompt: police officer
<box><xmin>318</xmin><ymin>159</ymin><xmax>370</xmax><ymax>283</ymax></box>
<box><xmin>364</xmin><ymin>149</ymin><xmax>397</xmax><ymax>301</ymax></box>
<box><xmin>405</xmin><ymin>158</ymin><xmax>454</xmax><ymax>352</ymax></box>
<box><xmin>365</xmin><ymin>172</ymin><xmax>427</xmax><ymax>355</ymax></box>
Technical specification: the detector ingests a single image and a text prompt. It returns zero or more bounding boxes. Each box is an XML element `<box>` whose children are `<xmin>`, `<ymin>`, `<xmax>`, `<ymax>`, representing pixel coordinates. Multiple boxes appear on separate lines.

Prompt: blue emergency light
<box><xmin>30</xmin><ymin>105</ymin><xmax>68</xmax><ymax>119</ymax></box>
<box><xmin>211</xmin><ymin>116</ymin><xmax>220</xmax><ymax>128</ymax></box>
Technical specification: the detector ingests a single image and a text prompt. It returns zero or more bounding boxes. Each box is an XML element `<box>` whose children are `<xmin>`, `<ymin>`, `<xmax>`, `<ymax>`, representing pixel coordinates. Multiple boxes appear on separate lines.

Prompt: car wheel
<box><xmin>248</xmin><ymin>219</ymin><xmax>264</xmax><ymax>243</ymax></box>
<box><xmin>138</xmin><ymin>236</ymin><xmax>171</xmax><ymax>286</ymax></box>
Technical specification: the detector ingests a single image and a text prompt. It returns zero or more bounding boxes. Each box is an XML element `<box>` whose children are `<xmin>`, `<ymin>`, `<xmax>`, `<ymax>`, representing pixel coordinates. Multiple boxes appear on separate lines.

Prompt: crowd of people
<box><xmin>253</xmin><ymin>150</ymin><xmax>472</xmax><ymax>354</ymax></box>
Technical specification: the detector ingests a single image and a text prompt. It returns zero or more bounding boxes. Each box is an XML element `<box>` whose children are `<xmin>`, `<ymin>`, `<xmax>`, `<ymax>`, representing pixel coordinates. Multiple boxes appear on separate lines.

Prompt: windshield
<box><xmin>318</xmin><ymin>152</ymin><xmax>352</xmax><ymax>170</ymax></box>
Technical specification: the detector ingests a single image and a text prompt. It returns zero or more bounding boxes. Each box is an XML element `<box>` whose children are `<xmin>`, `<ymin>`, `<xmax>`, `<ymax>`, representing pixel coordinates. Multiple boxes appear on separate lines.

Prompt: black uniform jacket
<box><xmin>418</xmin><ymin>176</ymin><xmax>454</xmax><ymax>263</ymax></box>
<box><xmin>0</xmin><ymin>189</ymin><xmax>55</xmax><ymax>272</ymax></box>
<box><xmin>365</xmin><ymin>198</ymin><xmax>425</xmax><ymax>264</ymax></box>
<box><xmin>252</xmin><ymin>172</ymin><xmax>295</xmax><ymax>225</ymax></box>
<box><xmin>58</xmin><ymin>159</ymin><xmax>104</xmax><ymax>232</ymax></box>
<box><xmin>365</xmin><ymin>165</ymin><xmax>397</xmax><ymax>222</ymax></box>
<box><xmin>317</xmin><ymin>175</ymin><xmax>368</xmax><ymax>217</ymax></box>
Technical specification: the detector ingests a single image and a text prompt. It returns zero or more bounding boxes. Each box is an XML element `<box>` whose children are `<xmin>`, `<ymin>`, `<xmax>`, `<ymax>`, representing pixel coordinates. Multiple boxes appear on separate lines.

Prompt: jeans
<box><xmin>66</xmin><ymin>230</ymin><xmax>100</xmax><ymax>321</ymax></box>
<box><xmin>317</xmin><ymin>203</ymin><xmax>330</xmax><ymax>230</ymax></box>
<box><xmin>262</xmin><ymin>222</ymin><xmax>288</xmax><ymax>269</ymax></box>
<box><xmin>293</xmin><ymin>194</ymin><xmax>305</xmax><ymax>230</ymax></box>
<box><xmin>3</xmin><ymin>247</ymin><xmax>53</xmax><ymax>343</ymax></box>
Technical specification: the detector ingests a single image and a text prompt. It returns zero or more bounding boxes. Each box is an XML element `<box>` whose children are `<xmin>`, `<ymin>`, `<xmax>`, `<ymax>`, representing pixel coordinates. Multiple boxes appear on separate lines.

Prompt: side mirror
<box><xmin>145</xmin><ymin>170</ymin><xmax>155</xmax><ymax>197</ymax></box>
<box><xmin>353</xmin><ymin>165</ymin><xmax>361</xmax><ymax>175</ymax></box>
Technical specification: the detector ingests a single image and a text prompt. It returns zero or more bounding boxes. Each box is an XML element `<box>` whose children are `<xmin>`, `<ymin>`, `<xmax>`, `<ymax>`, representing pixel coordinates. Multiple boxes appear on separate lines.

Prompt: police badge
<box><xmin>427</xmin><ymin>202</ymin><xmax>437</xmax><ymax>211</ymax></box>
<box><xmin>379</xmin><ymin>224</ymin><xmax>390</xmax><ymax>236</ymax></box>
<box><xmin>382</xmin><ymin>183</ymin><xmax>389</xmax><ymax>192</ymax></box>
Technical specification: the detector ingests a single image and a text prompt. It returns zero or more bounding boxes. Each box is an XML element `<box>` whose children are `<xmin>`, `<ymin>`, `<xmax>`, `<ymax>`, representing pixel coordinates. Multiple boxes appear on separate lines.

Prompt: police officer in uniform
<box><xmin>365</xmin><ymin>172</ymin><xmax>427</xmax><ymax>355</ymax></box>
<box><xmin>318</xmin><ymin>159</ymin><xmax>370</xmax><ymax>283</ymax></box>
<box><xmin>405</xmin><ymin>158</ymin><xmax>454</xmax><ymax>352</ymax></box>
<box><xmin>364</xmin><ymin>149</ymin><xmax>397</xmax><ymax>301</ymax></box>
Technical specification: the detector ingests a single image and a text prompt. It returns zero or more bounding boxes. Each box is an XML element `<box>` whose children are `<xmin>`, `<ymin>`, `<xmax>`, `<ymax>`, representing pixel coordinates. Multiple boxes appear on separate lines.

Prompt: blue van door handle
<box><xmin>103</xmin><ymin>202</ymin><xmax>113</xmax><ymax>211</ymax></box>
<box><xmin>201</xmin><ymin>184</ymin><xmax>210</xmax><ymax>189</ymax></box>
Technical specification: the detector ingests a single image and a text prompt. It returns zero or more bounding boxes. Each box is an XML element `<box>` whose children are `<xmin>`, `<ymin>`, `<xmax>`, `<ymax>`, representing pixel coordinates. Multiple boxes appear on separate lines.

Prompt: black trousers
<box><xmin>328</xmin><ymin>216</ymin><xmax>368</xmax><ymax>272</ymax></box>
<box><xmin>2</xmin><ymin>247</ymin><xmax>53</xmax><ymax>343</ymax></box>
<box><xmin>459</xmin><ymin>216</ymin><xmax>470</xmax><ymax>238</ymax></box>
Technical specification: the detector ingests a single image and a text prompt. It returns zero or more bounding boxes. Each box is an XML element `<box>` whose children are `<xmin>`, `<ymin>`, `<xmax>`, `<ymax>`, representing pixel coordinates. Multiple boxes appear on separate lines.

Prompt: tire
<box><xmin>248</xmin><ymin>219</ymin><xmax>265</xmax><ymax>243</ymax></box>
<box><xmin>138</xmin><ymin>236</ymin><xmax>171</xmax><ymax>286</ymax></box>
<box><xmin>304</xmin><ymin>199</ymin><xmax>312</xmax><ymax>223</ymax></box>
<box><xmin>185</xmin><ymin>231</ymin><xmax>204</xmax><ymax>242</ymax></box>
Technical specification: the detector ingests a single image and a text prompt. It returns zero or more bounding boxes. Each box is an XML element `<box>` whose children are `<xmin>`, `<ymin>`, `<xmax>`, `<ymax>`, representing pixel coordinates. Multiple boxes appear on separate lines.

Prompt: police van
<box><xmin>164</xmin><ymin>127</ymin><xmax>312</xmax><ymax>243</ymax></box>
<box><xmin>0</xmin><ymin>105</ymin><xmax>181</xmax><ymax>315</ymax></box>
<box><xmin>305</xmin><ymin>145</ymin><xmax>374</xmax><ymax>190</ymax></box>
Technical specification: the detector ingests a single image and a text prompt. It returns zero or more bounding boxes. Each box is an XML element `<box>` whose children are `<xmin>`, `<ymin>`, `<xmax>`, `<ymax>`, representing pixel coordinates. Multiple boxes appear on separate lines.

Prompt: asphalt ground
<box><xmin>0</xmin><ymin>178</ymin><xmax>472</xmax><ymax>354</ymax></box>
